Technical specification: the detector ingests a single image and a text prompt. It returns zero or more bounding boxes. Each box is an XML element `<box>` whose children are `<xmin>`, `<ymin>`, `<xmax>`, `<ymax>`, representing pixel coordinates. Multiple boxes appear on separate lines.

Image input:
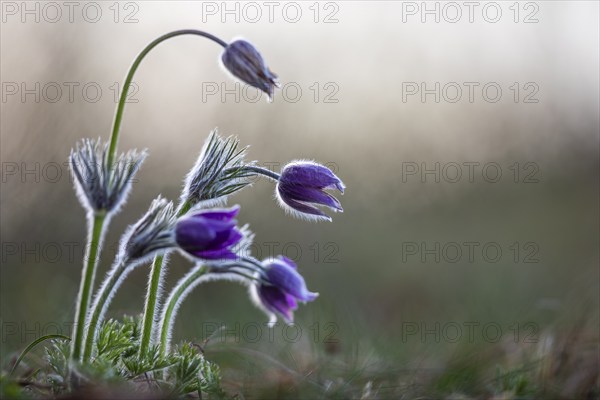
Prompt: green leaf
<box><xmin>9</xmin><ymin>334</ymin><xmax>70</xmax><ymax>377</ymax></box>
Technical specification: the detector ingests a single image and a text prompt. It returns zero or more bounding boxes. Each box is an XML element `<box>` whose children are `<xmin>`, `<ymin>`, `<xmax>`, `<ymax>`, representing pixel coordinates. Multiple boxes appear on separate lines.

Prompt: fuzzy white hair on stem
<box><xmin>85</xmin><ymin>259</ymin><xmax>141</xmax><ymax>344</ymax></box>
<box><xmin>83</xmin><ymin>197</ymin><xmax>177</xmax><ymax>358</ymax></box>
<box><xmin>145</xmin><ymin>253</ymin><xmax>171</xmax><ymax>343</ymax></box>
<box><xmin>160</xmin><ymin>266</ymin><xmax>253</xmax><ymax>354</ymax></box>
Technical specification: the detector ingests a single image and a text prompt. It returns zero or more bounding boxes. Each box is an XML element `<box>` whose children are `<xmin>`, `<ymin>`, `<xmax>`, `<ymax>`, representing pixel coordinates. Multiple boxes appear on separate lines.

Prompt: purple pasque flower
<box><xmin>276</xmin><ymin>161</ymin><xmax>345</xmax><ymax>222</ymax></box>
<box><xmin>254</xmin><ymin>256</ymin><xmax>318</xmax><ymax>324</ymax></box>
<box><xmin>175</xmin><ymin>205</ymin><xmax>243</xmax><ymax>260</ymax></box>
<box><xmin>222</xmin><ymin>40</ymin><xmax>279</xmax><ymax>99</ymax></box>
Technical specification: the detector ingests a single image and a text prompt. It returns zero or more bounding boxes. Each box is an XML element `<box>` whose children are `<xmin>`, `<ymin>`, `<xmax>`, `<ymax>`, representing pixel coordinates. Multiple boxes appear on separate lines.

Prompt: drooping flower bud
<box><xmin>252</xmin><ymin>256</ymin><xmax>318</xmax><ymax>324</ymax></box>
<box><xmin>69</xmin><ymin>138</ymin><xmax>147</xmax><ymax>215</ymax></box>
<box><xmin>222</xmin><ymin>40</ymin><xmax>279</xmax><ymax>99</ymax></box>
<box><xmin>276</xmin><ymin>161</ymin><xmax>345</xmax><ymax>222</ymax></box>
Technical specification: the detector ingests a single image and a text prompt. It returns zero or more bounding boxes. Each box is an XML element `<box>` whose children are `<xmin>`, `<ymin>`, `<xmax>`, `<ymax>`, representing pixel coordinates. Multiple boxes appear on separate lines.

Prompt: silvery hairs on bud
<box><xmin>181</xmin><ymin>129</ymin><xmax>254</xmax><ymax>207</ymax></box>
<box><xmin>119</xmin><ymin>196</ymin><xmax>177</xmax><ymax>265</ymax></box>
<box><xmin>221</xmin><ymin>39</ymin><xmax>279</xmax><ymax>100</ymax></box>
<box><xmin>69</xmin><ymin>138</ymin><xmax>147</xmax><ymax>216</ymax></box>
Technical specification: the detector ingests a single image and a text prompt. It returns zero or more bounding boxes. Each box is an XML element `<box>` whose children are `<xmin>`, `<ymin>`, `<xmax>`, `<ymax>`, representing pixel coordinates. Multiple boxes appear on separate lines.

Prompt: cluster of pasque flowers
<box><xmin>68</xmin><ymin>32</ymin><xmax>345</xmax><ymax>362</ymax></box>
<box><xmin>106</xmin><ymin>133</ymin><xmax>343</xmax><ymax>324</ymax></box>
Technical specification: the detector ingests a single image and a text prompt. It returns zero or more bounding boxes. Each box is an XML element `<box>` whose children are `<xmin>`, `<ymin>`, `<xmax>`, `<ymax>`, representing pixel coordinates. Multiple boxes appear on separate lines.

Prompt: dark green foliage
<box><xmin>96</xmin><ymin>318</ymin><xmax>138</xmax><ymax>363</ymax></box>
<box><xmin>170</xmin><ymin>343</ymin><xmax>225</xmax><ymax>398</ymax></box>
<box><xmin>4</xmin><ymin>317</ymin><xmax>225</xmax><ymax>399</ymax></box>
<box><xmin>45</xmin><ymin>339</ymin><xmax>71</xmax><ymax>392</ymax></box>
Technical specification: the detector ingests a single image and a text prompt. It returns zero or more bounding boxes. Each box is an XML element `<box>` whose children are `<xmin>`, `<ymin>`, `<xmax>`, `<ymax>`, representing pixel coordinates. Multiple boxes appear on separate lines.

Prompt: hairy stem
<box><xmin>83</xmin><ymin>260</ymin><xmax>132</xmax><ymax>361</ymax></box>
<box><xmin>239</xmin><ymin>165</ymin><xmax>281</xmax><ymax>182</ymax></box>
<box><xmin>71</xmin><ymin>212</ymin><xmax>107</xmax><ymax>361</ymax></box>
<box><xmin>138</xmin><ymin>200</ymin><xmax>192</xmax><ymax>357</ymax></box>
<box><xmin>157</xmin><ymin>266</ymin><xmax>260</xmax><ymax>356</ymax></box>
<box><xmin>138</xmin><ymin>255</ymin><xmax>164</xmax><ymax>356</ymax></box>
<box><xmin>107</xmin><ymin>29</ymin><xmax>227</xmax><ymax>167</ymax></box>
<box><xmin>158</xmin><ymin>265</ymin><xmax>209</xmax><ymax>356</ymax></box>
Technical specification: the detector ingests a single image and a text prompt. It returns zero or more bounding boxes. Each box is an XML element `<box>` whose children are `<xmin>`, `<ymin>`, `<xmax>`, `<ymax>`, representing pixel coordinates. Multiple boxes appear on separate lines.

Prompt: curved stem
<box><xmin>83</xmin><ymin>260</ymin><xmax>131</xmax><ymax>361</ymax></box>
<box><xmin>71</xmin><ymin>212</ymin><xmax>107</xmax><ymax>361</ymax></box>
<box><xmin>218</xmin><ymin>262</ymin><xmax>268</xmax><ymax>283</ymax></box>
<box><xmin>107</xmin><ymin>29</ymin><xmax>227</xmax><ymax>167</ymax></box>
<box><xmin>239</xmin><ymin>165</ymin><xmax>281</xmax><ymax>182</ymax></box>
<box><xmin>242</xmin><ymin>256</ymin><xmax>266</xmax><ymax>269</ymax></box>
<box><xmin>222</xmin><ymin>269</ymin><xmax>263</xmax><ymax>283</ymax></box>
<box><xmin>159</xmin><ymin>265</ymin><xmax>209</xmax><ymax>356</ymax></box>
<box><xmin>77</xmin><ymin>29</ymin><xmax>228</xmax><ymax>362</ymax></box>
<box><xmin>158</xmin><ymin>265</ymin><xmax>266</xmax><ymax>356</ymax></box>
<box><xmin>127</xmin><ymin>30</ymin><xmax>227</xmax><ymax>359</ymax></box>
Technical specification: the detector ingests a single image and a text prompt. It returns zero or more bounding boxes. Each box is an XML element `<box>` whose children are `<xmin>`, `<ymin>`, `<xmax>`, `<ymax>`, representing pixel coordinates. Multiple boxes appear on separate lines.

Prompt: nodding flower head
<box><xmin>181</xmin><ymin>130</ymin><xmax>253</xmax><ymax>208</ymax></box>
<box><xmin>176</xmin><ymin>205</ymin><xmax>243</xmax><ymax>261</ymax></box>
<box><xmin>276</xmin><ymin>161</ymin><xmax>345</xmax><ymax>222</ymax></box>
<box><xmin>69</xmin><ymin>138</ymin><xmax>147</xmax><ymax>215</ymax></box>
<box><xmin>252</xmin><ymin>256</ymin><xmax>318</xmax><ymax>324</ymax></box>
<box><xmin>222</xmin><ymin>39</ymin><xmax>279</xmax><ymax>99</ymax></box>
<box><xmin>121</xmin><ymin>196</ymin><xmax>177</xmax><ymax>264</ymax></box>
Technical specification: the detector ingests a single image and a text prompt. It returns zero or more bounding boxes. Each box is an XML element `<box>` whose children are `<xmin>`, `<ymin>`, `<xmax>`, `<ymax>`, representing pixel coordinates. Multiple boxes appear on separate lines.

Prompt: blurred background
<box><xmin>1</xmin><ymin>1</ymin><xmax>598</xmax><ymax>397</ymax></box>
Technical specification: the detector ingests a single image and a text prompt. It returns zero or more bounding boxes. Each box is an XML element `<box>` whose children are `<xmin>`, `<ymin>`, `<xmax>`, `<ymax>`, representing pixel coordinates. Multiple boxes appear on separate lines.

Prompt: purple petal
<box><xmin>207</xmin><ymin>220</ymin><xmax>239</xmax><ymax>245</ymax></box>
<box><xmin>195</xmin><ymin>206</ymin><xmax>240</xmax><ymax>221</ymax></box>
<box><xmin>331</xmin><ymin>181</ymin><xmax>346</xmax><ymax>194</ymax></box>
<box><xmin>281</xmin><ymin>162</ymin><xmax>343</xmax><ymax>191</ymax></box>
<box><xmin>195</xmin><ymin>248</ymin><xmax>239</xmax><ymax>260</ymax></box>
<box><xmin>175</xmin><ymin>218</ymin><xmax>217</xmax><ymax>251</ymax></box>
<box><xmin>277</xmin><ymin>255</ymin><xmax>297</xmax><ymax>269</ymax></box>
<box><xmin>222</xmin><ymin>40</ymin><xmax>278</xmax><ymax>97</ymax></box>
<box><xmin>259</xmin><ymin>285</ymin><xmax>297</xmax><ymax>323</ymax></box>
<box><xmin>176</xmin><ymin>207</ymin><xmax>243</xmax><ymax>260</ymax></box>
<box><xmin>218</xmin><ymin>227</ymin><xmax>243</xmax><ymax>249</ymax></box>
<box><xmin>190</xmin><ymin>226</ymin><xmax>242</xmax><ymax>260</ymax></box>
<box><xmin>281</xmin><ymin>197</ymin><xmax>332</xmax><ymax>221</ymax></box>
<box><xmin>265</xmin><ymin>260</ymin><xmax>319</xmax><ymax>303</ymax></box>
<box><xmin>278</xmin><ymin>185</ymin><xmax>342</xmax><ymax>212</ymax></box>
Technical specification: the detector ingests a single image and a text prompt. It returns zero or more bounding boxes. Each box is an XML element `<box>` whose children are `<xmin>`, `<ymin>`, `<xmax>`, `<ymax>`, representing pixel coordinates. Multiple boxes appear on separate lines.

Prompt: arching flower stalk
<box><xmin>157</xmin><ymin>252</ymin><xmax>317</xmax><ymax>355</ymax></box>
<box><xmin>157</xmin><ymin>220</ymin><xmax>254</xmax><ymax>355</ymax></box>
<box><xmin>62</xmin><ymin>28</ymin><xmax>343</xmax><ymax>384</ymax></box>
<box><xmin>157</xmin><ymin>259</ymin><xmax>258</xmax><ymax>356</ymax></box>
<box><xmin>68</xmin><ymin>29</ymin><xmax>243</xmax><ymax>362</ymax></box>
<box><xmin>157</xmin><ymin>265</ymin><xmax>215</xmax><ymax>356</ymax></box>
<box><xmin>82</xmin><ymin>27</ymin><xmax>277</xmax><ymax>358</ymax></box>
